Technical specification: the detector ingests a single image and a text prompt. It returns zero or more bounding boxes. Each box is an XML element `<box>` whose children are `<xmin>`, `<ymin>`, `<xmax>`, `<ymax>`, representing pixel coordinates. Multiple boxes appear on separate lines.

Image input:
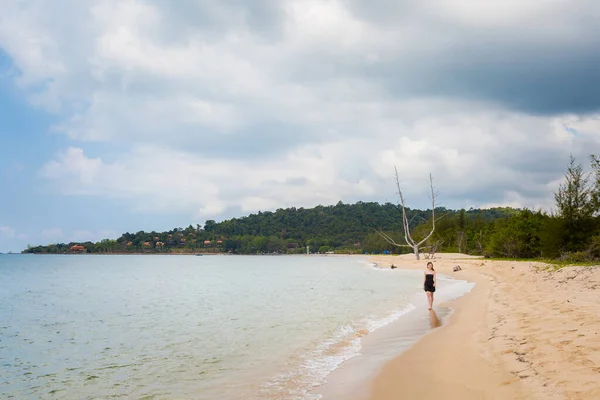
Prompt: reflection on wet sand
<box><xmin>312</xmin><ymin>306</ymin><xmax>453</xmax><ymax>400</ymax></box>
<box><xmin>429</xmin><ymin>310</ymin><xmax>442</xmax><ymax>328</ymax></box>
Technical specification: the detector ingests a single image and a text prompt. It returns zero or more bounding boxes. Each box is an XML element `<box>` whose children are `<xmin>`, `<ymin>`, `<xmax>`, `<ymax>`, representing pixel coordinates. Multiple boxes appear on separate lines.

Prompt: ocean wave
<box><xmin>261</xmin><ymin>303</ymin><xmax>416</xmax><ymax>400</ymax></box>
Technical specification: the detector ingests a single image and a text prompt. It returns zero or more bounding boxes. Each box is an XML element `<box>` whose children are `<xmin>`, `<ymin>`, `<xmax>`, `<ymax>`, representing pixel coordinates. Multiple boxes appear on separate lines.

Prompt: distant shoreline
<box><xmin>16</xmin><ymin>252</ymin><xmax>365</xmax><ymax>256</ymax></box>
<box><xmin>17</xmin><ymin>253</ymin><xmax>368</xmax><ymax>257</ymax></box>
<box><xmin>18</xmin><ymin>252</ymin><xmax>223</xmax><ymax>256</ymax></box>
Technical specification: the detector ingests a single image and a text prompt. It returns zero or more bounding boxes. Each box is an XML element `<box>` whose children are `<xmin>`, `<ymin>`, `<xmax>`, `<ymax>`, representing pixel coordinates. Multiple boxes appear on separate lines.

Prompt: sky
<box><xmin>1</xmin><ymin>0</ymin><xmax>600</xmax><ymax>252</ymax></box>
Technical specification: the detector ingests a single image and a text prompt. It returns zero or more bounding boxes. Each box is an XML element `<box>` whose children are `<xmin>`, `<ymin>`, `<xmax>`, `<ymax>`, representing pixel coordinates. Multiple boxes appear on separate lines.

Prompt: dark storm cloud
<box><xmin>377</xmin><ymin>42</ymin><xmax>600</xmax><ymax>115</ymax></box>
<box><xmin>289</xmin><ymin>1</ymin><xmax>600</xmax><ymax>115</ymax></box>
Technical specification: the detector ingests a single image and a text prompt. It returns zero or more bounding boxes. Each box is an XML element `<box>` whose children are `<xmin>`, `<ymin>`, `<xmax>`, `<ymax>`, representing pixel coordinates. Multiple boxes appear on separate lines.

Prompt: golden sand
<box><xmin>367</xmin><ymin>254</ymin><xmax>600</xmax><ymax>400</ymax></box>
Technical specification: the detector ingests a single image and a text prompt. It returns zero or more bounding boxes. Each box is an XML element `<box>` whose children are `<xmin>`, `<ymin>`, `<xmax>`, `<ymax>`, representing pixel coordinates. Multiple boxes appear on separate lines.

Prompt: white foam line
<box><xmin>261</xmin><ymin>304</ymin><xmax>417</xmax><ymax>400</ymax></box>
<box><xmin>264</xmin><ymin>272</ymin><xmax>476</xmax><ymax>400</ymax></box>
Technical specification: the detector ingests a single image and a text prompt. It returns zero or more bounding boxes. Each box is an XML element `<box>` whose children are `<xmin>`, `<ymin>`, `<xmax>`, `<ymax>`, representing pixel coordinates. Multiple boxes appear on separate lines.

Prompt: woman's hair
<box><xmin>427</xmin><ymin>261</ymin><xmax>434</xmax><ymax>271</ymax></box>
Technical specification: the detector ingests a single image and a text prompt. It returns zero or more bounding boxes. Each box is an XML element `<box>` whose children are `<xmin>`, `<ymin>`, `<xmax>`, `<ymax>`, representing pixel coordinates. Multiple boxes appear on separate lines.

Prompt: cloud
<box><xmin>4</xmin><ymin>1</ymin><xmax>600</xmax><ymax>129</ymax></box>
<box><xmin>2</xmin><ymin>0</ymin><xmax>600</xmax><ymax>222</ymax></box>
<box><xmin>0</xmin><ymin>226</ymin><xmax>26</xmax><ymax>240</ymax></box>
<box><xmin>40</xmin><ymin>143</ymin><xmax>378</xmax><ymax>217</ymax></box>
<box><xmin>40</xmin><ymin>109</ymin><xmax>600</xmax><ymax>216</ymax></box>
<box><xmin>0</xmin><ymin>226</ymin><xmax>16</xmax><ymax>238</ymax></box>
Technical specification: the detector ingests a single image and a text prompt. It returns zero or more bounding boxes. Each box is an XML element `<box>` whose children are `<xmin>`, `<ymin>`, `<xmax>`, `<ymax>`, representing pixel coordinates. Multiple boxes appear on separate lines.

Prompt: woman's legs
<box><xmin>426</xmin><ymin>292</ymin><xmax>433</xmax><ymax>309</ymax></box>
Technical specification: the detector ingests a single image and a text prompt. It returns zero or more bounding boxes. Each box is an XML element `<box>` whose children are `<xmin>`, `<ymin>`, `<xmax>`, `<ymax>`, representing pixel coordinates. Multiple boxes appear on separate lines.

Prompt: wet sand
<box><xmin>312</xmin><ymin>303</ymin><xmax>454</xmax><ymax>400</ymax></box>
<box><xmin>366</xmin><ymin>254</ymin><xmax>600</xmax><ymax>400</ymax></box>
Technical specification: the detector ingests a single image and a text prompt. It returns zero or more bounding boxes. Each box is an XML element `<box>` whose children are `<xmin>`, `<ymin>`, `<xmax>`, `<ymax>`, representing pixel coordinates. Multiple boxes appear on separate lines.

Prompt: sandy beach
<box><xmin>367</xmin><ymin>254</ymin><xmax>600</xmax><ymax>400</ymax></box>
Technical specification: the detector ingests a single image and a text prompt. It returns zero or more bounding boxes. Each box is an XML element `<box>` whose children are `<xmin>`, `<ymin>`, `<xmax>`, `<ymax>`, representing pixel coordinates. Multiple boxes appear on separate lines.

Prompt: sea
<box><xmin>0</xmin><ymin>254</ymin><xmax>474</xmax><ymax>400</ymax></box>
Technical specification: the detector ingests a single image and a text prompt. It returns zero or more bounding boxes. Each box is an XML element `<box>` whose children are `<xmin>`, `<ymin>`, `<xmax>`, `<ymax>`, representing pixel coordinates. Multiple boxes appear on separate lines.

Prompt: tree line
<box><xmin>23</xmin><ymin>154</ymin><xmax>600</xmax><ymax>261</ymax></box>
<box><xmin>22</xmin><ymin>204</ymin><xmax>516</xmax><ymax>255</ymax></box>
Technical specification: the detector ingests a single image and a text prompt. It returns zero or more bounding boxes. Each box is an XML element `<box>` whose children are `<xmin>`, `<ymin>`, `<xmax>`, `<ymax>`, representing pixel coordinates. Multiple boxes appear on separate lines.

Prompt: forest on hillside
<box><xmin>23</xmin><ymin>155</ymin><xmax>600</xmax><ymax>261</ymax></box>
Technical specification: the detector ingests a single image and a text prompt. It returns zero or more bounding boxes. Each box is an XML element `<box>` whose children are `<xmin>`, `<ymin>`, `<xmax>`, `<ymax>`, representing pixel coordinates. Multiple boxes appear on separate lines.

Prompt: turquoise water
<box><xmin>0</xmin><ymin>255</ymin><xmax>471</xmax><ymax>399</ymax></box>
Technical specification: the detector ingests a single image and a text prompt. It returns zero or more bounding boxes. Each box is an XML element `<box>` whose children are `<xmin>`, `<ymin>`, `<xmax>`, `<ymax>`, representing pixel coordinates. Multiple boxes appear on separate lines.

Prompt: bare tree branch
<box><xmin>376</xmin><ymin>168</ymin><xmax>439</xmax><ymax>260</ymax></box>
<box><xmin>416</xmin><ymin>174</ymin><xmax>437</xmax><ymax>247</ymax></box>
<box><xmin>373</xmin><ymin>229</ymin><xmax>412</xmax><ymax>248</ymax></box>
<box><xmin>394</xmin><ymin>166</ymin><xmax>416</xmax><ymax>247</ymax></box>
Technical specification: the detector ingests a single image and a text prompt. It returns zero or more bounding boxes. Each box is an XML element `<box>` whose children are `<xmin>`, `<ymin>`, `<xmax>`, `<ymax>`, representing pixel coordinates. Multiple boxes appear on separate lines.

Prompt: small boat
<box><xmin>195</xmin><ymin>253</ymin><xmax>203</xmax><ymax>256</ymax></box>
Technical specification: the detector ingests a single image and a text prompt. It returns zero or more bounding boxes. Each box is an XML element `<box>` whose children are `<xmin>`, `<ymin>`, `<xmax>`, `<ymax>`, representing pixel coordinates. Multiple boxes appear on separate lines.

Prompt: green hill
<box><xmin>23</xmin><ymin>202</ymin><xmax>519</xmax><ymax>255</ymax></box>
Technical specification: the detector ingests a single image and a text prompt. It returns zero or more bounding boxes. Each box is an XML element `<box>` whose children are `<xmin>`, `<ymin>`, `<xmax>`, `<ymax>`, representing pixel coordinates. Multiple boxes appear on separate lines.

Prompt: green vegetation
<box><xmin>22</xmin><ymin>204</ymin><xmax>517</xmax><ymax>255</ymax></box>
<box><xmin>23</xmin><ymin>154</ymin><xmax>600</xmax><ymax>261</ymax></box>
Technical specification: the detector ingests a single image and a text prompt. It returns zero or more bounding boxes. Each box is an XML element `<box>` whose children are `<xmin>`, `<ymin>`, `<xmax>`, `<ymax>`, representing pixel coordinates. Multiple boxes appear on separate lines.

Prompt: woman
<box><xmin>423</xmin><ymin>261</ymin><xmax>436</xmax><ymax>310</ymax></box>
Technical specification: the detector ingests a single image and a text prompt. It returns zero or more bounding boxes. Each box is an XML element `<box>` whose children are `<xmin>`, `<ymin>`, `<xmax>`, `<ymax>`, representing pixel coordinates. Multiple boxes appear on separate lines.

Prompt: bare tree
<box><xmin>376</xmin><ymin>167</ymin><xmax>438</xmax><ymax>260</ymax></box>
<box><xmin>423</xmin><ymin>238</ymin><xmax>444</xmax><ymax>259</ymax></box>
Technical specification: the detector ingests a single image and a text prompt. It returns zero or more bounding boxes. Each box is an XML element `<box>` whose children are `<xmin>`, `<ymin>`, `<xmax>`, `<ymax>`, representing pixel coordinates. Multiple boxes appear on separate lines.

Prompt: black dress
<box><xmin>424</xmin><ymin>273</ymin><xmax>435</xmax><ymax>292</ymax></box>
